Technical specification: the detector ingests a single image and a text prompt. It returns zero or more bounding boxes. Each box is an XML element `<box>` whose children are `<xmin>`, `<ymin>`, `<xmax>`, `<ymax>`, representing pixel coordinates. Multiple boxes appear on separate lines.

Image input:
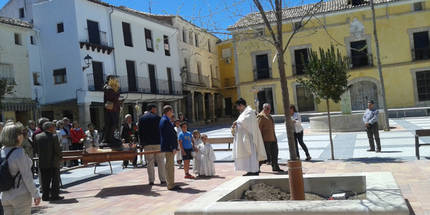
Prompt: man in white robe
<box><xmin>232</xmin><ymin>98</ymin><xmax>267</xmax><ymax>176</ymax></box>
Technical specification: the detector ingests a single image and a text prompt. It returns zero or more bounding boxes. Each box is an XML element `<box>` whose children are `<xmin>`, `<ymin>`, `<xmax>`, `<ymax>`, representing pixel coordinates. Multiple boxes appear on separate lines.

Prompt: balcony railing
<box><xmin>212</xmin><ymin>78</ymin><xmax>221</xmax><ymax>88</ymax></box>
<box><xmin>87</xmin><ymin>74</ymin><xmax>182</xmax><ymax>95</ymax></box>
<box><xmin>253</xmin><ymin>68</ymin><xmax>272</xmax><ymax>81</ymax></box>
<box><xmin>80</xmin><ymin>29</ymin><xmax>113</xmax><ymax>54</ymax></box>
<box><xmin>184</xmin><ymin>72</ymin><xmax>210</xmax><ymax>87</ymax></box>
<box><xmin>412</xmin><ymin>47</ymin><xmax>430</xmax><ymax>61</ymax></box>
<box><xmin>350</xmin><ymin>54</ymin><xmax>373</xmax><ymax>69</ymax></box>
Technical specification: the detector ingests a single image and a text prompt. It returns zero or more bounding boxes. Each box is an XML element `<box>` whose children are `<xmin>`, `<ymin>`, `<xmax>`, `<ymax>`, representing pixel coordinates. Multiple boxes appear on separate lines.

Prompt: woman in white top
<box><xmin>290</xmin><ymin>105</ymin><xmax>311</xmax><ymax>161</ymax></box>
<box><xmin>0</xmin><ymin>122</ymin><xmax>40</xmax><ymax>215</ymax></box>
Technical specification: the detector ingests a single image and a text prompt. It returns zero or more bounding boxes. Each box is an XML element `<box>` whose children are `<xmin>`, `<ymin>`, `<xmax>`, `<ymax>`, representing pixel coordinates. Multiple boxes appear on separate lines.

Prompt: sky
<box><xmin>0</xmin><ymin>0</ymin><xmax>321</xmax><ymax>39</ymax></box>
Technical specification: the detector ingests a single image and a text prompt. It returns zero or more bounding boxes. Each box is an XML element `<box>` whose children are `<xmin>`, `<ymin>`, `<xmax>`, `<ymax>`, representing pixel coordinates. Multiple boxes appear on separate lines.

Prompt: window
<box><xmin>194</xmin><ymin>33</ymin><xmax>199</xmax><ymax>47</ymax></box>
<box><xmin>255</xmin><ymin>54</ymin><xmax>270</xmax><ymax>80</ymax></box>
<box><xmin>57</xmin><ymin>23</ymin><xmax>64</xmax><ymax>33</ymax></box>
<box><xmin>30</xmin><ymin>36</ymin><xmax>35</xmax><ymax>45</ymax></box>
<box><xmin>416</xmin><ymin>71</ymin><xmax>430</xmax><ymax>101</ymax></box>
<box><xmin>257</xmin><ymin>88</ymin><xmax>274</xmax><ymax>114</ymax></box>
<box><xmin>296</xmin><ymin>85</ymin><xmax>315</xmax><ymax>111</ymax></box>
<box><xmin>164</xmin><ymin>35</ymin><xmax>170</xmax><ymax>56</ymax></box>
<box><xmin>293</xmin><ymin>48</ymin><xmax>309</xmax><ymax>75</ymax></box>
<box><xmin>0</xmin><ymin>64</ymin><xmax>14</xmax><ymax>83</ymax></box>
<box><xmin>145</xmin><ymin>28</ymin><xmax>154</xmax><ymax>52</ymax></box>
<box><xmin>148</xmin><ymin>64</ymin><xmax>157</xmax><ymax>94</ymax></box>
<box><xmin>413</xmin><ymin>2</ymin><xmax>424</xmax><ymax>11</ymax></box>
<box><xmin>126</xmin><ymin>60</ymin><xmax>137</xmax><ymax>92</ymax></box>
<box><xmin>87</xmin><ymin>20</ymin><xmax>101</xmax><ymax>45</ymax></box>
<box><xmin>33</xmin><ymin>72</ymin><xmax>40</xmax><ymax>86</ymax></box>
<box><xmin>412</xmin><ymin>31</ymin><xmax>430</xmax><ymax>60</ymax></box>
<box><xmin>19</xmin><ymin>8</ymin><xmax>24</xmax><ymax>18</ymax></box>
<box><xmin>14</xmin><ymin>33</ymin><xmax>21</xmax><ymax>45</ymax></box>
<box><xmin>189</xmin><ymin>31</ymin><xmax>193</xmax><ymax>46</ymax></box>
<box><xmin>53</xmin><ymin>68</ymin><xmax>67</xmax><ymax>85</ymax></box>
<box><xmin>167</xmin><ymin>67</ymin><xmax>173</xmax><ymax>94</ymax></box>
<box><xmin>208</xmin><ymin>39</ymin><xmax>212</xmax><ymax>52</ymax></box>
<box><xmin>182</xmin><ymin>29</ymin><xmax>187</xmax><ymax>43</ymax></box>
<box><xmin>350</xmin><ymin>40</ymin><xmax>370</xmax><ymax>68</ymax></box>
<box><xmin>122</xmin><ymin>22</ymin><xmax>133</xmax><ymax>47</ymax></box>
<box><xmin>348</xmin><ymin>0</ymin><xmax>364</xmax><ymax>6</ymax></box>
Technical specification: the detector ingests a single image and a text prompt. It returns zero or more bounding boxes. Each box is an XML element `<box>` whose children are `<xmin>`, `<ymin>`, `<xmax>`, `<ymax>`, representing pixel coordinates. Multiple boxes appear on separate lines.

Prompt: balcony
<box><xmin>350</xmin><ymin>54</ymin><xmax>373</xmax><ymax>69</ymax></box>
<box><xmin>253</xmin><ymin>68</ymin><xmax>272</xmax><ymax>81</ymax></box>
<box><xmin>412</xmin><ymin>47</ymin><xmax>430</xmax><ymax>61</ymax></box>
<box><xmin>223</xmin><ymin>78</ymin><xmax>236</xmax><ymax>88</ymax></box>
<box><xmin>212</xmin><ymin>77</ymin><xmax>221</xmax><ymax>88</ymax></box>
<box><xmin>87</xmin><ymin>74</ymin><xmax>182</xmax><ymax>95</ymax></box>
<box><xmin>184</xmin><ymin>72</ymin><xmax>210</xmax><ymax>87</ymax></box>
<box><xmin>79</xmin><ymin>29</ymin><xmax>114</xmax><ymax>54</ymax></box>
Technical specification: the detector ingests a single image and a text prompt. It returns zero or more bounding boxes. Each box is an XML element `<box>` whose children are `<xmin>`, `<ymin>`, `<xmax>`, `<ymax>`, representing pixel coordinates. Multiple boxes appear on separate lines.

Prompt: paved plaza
<box><xmin>22</xmin><ymin>116</ymin><xmax>430</xmax><ymax>214</ymax></box>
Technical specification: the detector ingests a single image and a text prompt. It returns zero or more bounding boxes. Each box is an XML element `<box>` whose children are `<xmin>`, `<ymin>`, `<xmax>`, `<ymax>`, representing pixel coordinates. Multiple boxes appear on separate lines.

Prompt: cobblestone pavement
<box><xmin>31</xmin><ymin>160</ymin><xmax>430</xmax><ymax>215</ymax></box>
<box><xmin>23</xmin><ymin>116</ymin><xmax>430</xmax><ymax>214</ymax></box>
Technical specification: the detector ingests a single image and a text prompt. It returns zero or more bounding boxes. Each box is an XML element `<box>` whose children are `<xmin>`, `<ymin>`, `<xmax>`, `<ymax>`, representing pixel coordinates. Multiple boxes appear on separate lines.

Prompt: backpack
<box><xmin>0</xmin><ymin>148</ymin><xmax>21</xmax><ymax>192</ymax></box>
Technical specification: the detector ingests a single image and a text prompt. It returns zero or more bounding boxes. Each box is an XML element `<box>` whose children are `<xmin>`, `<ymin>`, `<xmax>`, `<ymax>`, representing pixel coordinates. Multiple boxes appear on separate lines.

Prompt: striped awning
<box><xmin>1</xmin><ymin>100</ymin><xmax>36</xmax><ymax>112</ymax></box>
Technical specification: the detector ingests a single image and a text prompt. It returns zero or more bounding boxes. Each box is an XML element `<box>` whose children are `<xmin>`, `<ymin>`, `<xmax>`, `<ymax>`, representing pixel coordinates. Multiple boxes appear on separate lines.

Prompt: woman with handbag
<box><xmin>0</xmin><ymin>122</ymin><xmax>40</xmax><ymax>215</ymax></box>
<box><xmin>290</xmin><ymin>105</ymin><xmax>311</xmax><ymax>161</ymax></box>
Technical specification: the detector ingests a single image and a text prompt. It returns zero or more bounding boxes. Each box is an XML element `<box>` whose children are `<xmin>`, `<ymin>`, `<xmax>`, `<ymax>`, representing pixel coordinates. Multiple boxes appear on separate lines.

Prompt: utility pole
<box><xmin>370</xmin><ymin>0</ymin><xmax>390</xmax><ymax>131</ymax></box>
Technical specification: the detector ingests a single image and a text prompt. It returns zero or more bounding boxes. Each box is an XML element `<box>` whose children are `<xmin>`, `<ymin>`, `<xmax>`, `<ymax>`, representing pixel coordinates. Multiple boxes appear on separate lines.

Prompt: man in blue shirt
<box><xmin>159</xmin><ymin>105</ymin><xmax>181</xmax><ymax>191</ymax></box>
<box><xmin>178</xmin><ymin>122</ymin><xmax>195</xmax><ymax>179</ymax></box>
<box><xmin>362</xmin><ymin>100</ymin><xmax>381</xmax><ymax>152</ymax></box>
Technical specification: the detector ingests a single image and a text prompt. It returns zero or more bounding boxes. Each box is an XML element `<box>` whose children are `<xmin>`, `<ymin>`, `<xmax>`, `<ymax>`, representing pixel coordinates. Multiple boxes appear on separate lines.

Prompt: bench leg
<box><xmin>94</xmin><ymin>163</ymin><xmax>98</xmax><ymax>174</ymax></box>
<box><xmin>415</xmin><ymin>136</ymin><xmax>420</xmax><ymax>160</ymax></box>
<box><xmin>108</xmin><ymin>161</ymin><xmax>113</xmax><ymax>174</ymax></box>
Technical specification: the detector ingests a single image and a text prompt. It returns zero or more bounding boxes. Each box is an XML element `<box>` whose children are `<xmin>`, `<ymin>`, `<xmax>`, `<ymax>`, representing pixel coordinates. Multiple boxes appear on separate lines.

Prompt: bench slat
<box><xmin>416</xmin><ymin>129</ymin><xmax>430</xmax><ymax>136</ymax></box>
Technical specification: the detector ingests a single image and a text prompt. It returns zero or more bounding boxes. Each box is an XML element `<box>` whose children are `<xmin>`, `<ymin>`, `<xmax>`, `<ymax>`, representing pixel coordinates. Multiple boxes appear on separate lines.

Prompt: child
<box><xmin>178</xmin><ymin>122</ymin><xmax>195</xmax><ymax>179</ymax></box>
<box><xmin>174</xmin><ymin>120</ymin><xmax>183</xmax><ymax>169</ymax></box>
<box><xmin>192</xmin><ymin>130</ymin><xmax>203</xmax><ymax>175</ymax></box>
<box><xmin>196</xmin><ymin>134</ymin><xmax>216</xmax><ymax>176</ymax></box>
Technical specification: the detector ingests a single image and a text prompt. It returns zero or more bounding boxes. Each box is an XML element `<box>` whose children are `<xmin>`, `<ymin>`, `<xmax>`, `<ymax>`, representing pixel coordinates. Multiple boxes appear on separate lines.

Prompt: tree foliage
<box><xmin>298</xmin><ymin>45</ymin><xmax>350</xmax><ymax>103</ymax></box>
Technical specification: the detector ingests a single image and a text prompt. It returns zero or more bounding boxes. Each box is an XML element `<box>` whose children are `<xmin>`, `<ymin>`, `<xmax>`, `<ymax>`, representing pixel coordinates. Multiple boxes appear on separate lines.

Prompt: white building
<box><xmin>1</xmin><ymin>0</ymin><xmax>183</xmax><ymax>129</ymax></box>
<box><xmin>147</xmin><ymin>15</ymin><xmax>223</xmax><ymax>123</ymax></box>
<box><xmin>0</xmin><ymin>16</ymin><xmax>41</xmax><ymax>123</ymax></box>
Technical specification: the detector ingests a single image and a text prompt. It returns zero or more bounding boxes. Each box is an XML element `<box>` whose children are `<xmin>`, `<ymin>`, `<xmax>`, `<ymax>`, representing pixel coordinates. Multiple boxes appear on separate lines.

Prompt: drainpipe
<box><xmin>108</xmin><ymin>7</ymin><xmax>117</xmax><ymax>76</ymax></box>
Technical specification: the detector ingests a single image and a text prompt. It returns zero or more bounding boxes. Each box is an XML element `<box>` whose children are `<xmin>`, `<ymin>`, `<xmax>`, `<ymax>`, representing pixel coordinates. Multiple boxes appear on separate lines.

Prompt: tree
<box><xmin>298</xmin><ymin>45</ymin><xmax>350</xmax><ymax>160</ymax></box>
<box><xmin>0</xmin><ymin>79</ymin><xmax>14</xmax><ymax>109</ymax></box>
<box><xmin>251</xmin><ymin>0</ymin><xmax>323</xmax><ymax>200</ymax></box>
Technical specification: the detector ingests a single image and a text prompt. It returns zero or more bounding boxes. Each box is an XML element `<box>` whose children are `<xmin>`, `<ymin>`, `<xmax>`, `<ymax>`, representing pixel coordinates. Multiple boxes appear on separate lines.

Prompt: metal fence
<box><xmin>185</xmin><ymin>72</ymin><xmax>210</xmax><ymax>87</ymax></box>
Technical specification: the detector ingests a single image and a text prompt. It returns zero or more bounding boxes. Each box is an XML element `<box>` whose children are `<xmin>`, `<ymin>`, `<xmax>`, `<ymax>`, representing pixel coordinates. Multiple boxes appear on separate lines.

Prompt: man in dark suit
<box><xmin>36</xmin><ymin>121</ymin><xmax>63</xmax><ymax>201</ymax></box>
<box><xmin>139</xmin><ymin>104</ymin><xmax>166</xmax><ymax>185</ymax></box>
<box><xmin>159</xmin><ymin>105</ymin><xmax>181</xmax><ymax>191</ymax></box>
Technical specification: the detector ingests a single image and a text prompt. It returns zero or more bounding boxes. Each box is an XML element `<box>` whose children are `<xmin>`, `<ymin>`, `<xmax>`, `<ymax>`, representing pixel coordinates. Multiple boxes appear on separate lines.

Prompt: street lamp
<box><xmin>82</xmin><ymin>54</ymin><xmax>93</xmax><ymax>71</ymax></box>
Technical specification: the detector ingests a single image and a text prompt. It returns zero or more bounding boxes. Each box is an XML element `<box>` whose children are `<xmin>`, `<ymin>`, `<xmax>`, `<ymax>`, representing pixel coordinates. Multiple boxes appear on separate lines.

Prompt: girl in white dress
<box><xmin>196</xmin><ymin>134</ymin><xmax>216</xmax><ymax>176</ymax></box>
<box><xmin>192</xmin><ymin>130</ymin><xmax>203</xmax><ymax>175</ymax></box>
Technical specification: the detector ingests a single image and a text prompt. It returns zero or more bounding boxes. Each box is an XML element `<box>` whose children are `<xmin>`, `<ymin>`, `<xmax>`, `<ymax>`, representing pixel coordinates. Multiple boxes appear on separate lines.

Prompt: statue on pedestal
<box><xmin>101</xmin><ymin>75</ymin><xmax>123</xmax><ymax>148</ymax></box>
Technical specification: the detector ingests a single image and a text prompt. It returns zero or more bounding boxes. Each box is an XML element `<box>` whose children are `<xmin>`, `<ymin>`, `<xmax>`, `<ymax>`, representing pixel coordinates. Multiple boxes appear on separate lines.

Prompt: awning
<box><xmin>1</xmin><ymin>100</ymin><xmax>36</xmax><ymax>112</ymax></box>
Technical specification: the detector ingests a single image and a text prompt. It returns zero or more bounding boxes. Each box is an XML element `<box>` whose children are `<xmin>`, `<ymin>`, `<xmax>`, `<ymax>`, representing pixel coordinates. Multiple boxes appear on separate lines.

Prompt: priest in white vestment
<box><xmin>232</xmin><ymin>98</ymin><xmax>267</xmax><ymax>176</ymax></box>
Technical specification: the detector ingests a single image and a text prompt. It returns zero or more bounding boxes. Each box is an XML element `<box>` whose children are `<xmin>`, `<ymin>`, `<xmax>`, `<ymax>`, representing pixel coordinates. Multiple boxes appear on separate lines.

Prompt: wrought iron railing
<box><xmin>184</xmin><ymin>72</ymin><xmax>210</xmax><ymax>87</ymax></box>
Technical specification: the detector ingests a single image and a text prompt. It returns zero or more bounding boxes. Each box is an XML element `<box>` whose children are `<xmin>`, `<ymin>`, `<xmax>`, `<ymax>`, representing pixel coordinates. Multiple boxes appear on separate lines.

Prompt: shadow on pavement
<box><xmin>176</xmin><ymin>187</ymin><xmax>205</xmax><ymax>194</ymax></box>
<box><xmin>31</xmin><ymin>205</ymin><xmax>50</xmax><ymax>214</ymax></box>
<box><xmin>344</xmin><ymin>157</ymin><xmax>405</xmax><ymax>164</ymax></box>
<box><xmin>49</xmin><ymin>198</ymin><xmax>79</xmax><ymax>204</ymax></box>
<box><xmin>378</xmin><ymin>151</ymin><xmax>403</xmax><ymax>153</ymax></box>
<box><xmin>95</xmin><ymin>184</ymin><xmax>160</xmax><ymax>198</ymax></box>
<box><xmin>196</xmin><ymin>175</ymin><xmax>226</xmax><ymax>180</ymax></box>
<box><xmin>62</xmin><ymin>174</ymin><xmax>110</xmax><ymax>189</ymax></box>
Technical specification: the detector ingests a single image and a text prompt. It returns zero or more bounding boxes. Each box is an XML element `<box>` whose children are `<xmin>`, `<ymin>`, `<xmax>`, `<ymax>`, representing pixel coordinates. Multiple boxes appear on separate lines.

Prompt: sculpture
<box><xmin>101</xmin><ymin>75</ymin><xmax>123</xmax><ymax>148</ymax></box>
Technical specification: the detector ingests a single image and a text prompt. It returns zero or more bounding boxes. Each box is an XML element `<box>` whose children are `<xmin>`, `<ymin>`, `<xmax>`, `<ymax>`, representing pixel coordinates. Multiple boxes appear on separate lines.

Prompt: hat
<box><xmin>368</xmin><ymin>100</ymin><xmax>375</xmax><ymax>104</ymax></box>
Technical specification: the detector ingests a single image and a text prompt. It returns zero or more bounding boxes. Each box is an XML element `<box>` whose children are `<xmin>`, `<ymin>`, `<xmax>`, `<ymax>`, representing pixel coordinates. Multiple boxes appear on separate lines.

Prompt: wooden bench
<box><xmin>415</xmin><ymin>129</ymin><xmax>430</xmax><ymax>160</ymax></box>
<box><xmin>207</xmin><ymin>137</ymin><xmax>234</xmax><ymax>151</ymax></box>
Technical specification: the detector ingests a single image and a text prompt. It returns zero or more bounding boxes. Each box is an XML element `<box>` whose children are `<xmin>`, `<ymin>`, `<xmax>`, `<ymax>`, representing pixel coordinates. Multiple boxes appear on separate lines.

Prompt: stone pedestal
<box><xmin>310</xmin><ymin>112</ymin><xmax>386</xmax><ymax>132</ymax></box>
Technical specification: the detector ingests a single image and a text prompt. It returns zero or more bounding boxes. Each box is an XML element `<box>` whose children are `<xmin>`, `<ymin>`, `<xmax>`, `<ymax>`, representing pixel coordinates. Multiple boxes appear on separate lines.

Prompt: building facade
<box><xmin>1</xmin><ymin>0</ymin><xmax>183</xmax><ymax>129</ymax></box>
<box><xmin>0</xmin><ymin>17</ymin><xmax>40</xmax><ymax>123</ymax></box>
<box><xmin>217</xmin><ymin>39</ymin><xmax>238</xmax><ymax>117</ymax></box>
<box><xmin>148</xmin><ymin>15</ymin><xmax>223</xmax><ymax>123</ymax></box>
<box><xmin>229</xmin><ymin>0</ymin><xmax>430</xmax><ymax>114</ymax></box>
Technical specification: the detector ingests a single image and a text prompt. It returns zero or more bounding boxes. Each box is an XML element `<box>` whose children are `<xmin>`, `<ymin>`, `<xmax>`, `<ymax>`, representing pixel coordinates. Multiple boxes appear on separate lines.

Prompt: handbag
<box><xmin>105</xmin><ymin>101</ymin><xmax>114</xmax><ymax>110</ymax></box>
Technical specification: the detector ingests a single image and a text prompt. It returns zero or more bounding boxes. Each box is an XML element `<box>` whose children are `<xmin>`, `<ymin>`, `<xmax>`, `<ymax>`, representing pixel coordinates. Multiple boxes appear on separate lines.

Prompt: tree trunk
<box><xmin>274</xmin><ymin>4</ymin><xmax>304</xmax><ymax>200</ymax></box>
<box><xmin>326</xmin><ymin>99</ymin><xmax>334</xmax><ymax>160</ymax></box>
<box><xmin>370</xmin><ymin>0</ymin><xmax>390</xmax><ymax>131</ymax></box>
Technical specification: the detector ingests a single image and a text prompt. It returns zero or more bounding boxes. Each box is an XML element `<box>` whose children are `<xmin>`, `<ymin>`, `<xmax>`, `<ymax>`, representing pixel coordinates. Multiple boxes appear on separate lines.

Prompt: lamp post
<box><xmin>82</xmin><ymin>54</ymin><xmax>93</xmax><ymax>71</ymax></box>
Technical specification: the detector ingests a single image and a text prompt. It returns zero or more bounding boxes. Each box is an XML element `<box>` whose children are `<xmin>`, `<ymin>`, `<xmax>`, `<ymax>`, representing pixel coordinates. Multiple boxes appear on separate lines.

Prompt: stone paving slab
<box><xmin>31</xmin><ymin>160</ymin><xmax>430</xmax><ymax>215</ymax></box>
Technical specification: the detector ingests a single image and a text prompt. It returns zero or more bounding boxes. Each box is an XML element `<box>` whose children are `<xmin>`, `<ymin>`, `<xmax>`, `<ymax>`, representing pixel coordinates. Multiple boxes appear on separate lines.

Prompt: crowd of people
<box><xmin>1</xmin><ymin>97</ymin><xmax>379</xmax><ymax>214</ymax></box>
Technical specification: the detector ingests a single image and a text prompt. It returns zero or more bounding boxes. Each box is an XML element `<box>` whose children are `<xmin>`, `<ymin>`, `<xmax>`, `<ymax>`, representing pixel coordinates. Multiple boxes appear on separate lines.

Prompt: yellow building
<box><xmin>228</xmin><ymin>0</ymin><xmax>430</xmax><ymax>114</ymax></box>
<box><xmin>217</xmin><ymin>39</ymin><xmax>238</xmax><ymax>116</ymax></box>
